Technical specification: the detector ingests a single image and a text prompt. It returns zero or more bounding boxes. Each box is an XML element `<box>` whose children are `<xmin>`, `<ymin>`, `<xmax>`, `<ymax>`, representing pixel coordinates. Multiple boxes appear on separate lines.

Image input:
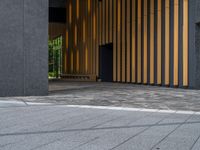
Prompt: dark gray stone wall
<box><xmin>189</xmin><ymin>0</ymin><xmax>200</xmax><ymax>88</ymax></box>
<box><xmin>0</xmin><ymin>0</ymin><xmax>48</xmax><ymax>96</ymax></box>
<box><xmin>195</xmin><ymin>0</ymin><xmax>200</xmax><ymax>23</ymax></box>
<box><xmin>188</xmin><ymin>0</ymin><xmax>196</xmax><ymax>88</ymax></box>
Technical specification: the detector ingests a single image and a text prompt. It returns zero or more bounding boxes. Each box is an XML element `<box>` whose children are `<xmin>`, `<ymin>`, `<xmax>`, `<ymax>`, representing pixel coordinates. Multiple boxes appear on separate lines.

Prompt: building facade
<box><xmin>1</xmin><ymin>0</ymin><xmax>200</xmax><ymax>96</ymax></box>
<box><xmin>65</xmin><ymin>0</ymin><xmax>200</xmax><ymax>88</ymax></box>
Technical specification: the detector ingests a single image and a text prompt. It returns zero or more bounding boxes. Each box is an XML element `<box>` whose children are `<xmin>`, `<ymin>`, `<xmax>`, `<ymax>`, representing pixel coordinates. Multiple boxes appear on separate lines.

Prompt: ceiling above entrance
<box><xmin>49</xmin><ymin>0</ymin><xmax>66</xmax><ymax>8</ymax></box>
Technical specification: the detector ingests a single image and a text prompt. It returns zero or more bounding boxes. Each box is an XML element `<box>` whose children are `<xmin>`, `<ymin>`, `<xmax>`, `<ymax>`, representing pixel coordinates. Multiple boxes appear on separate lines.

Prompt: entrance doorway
<box><xmin>99</xmin><ymin>44</ymin><xmax>113</xmax><ymax>82</ymax></box>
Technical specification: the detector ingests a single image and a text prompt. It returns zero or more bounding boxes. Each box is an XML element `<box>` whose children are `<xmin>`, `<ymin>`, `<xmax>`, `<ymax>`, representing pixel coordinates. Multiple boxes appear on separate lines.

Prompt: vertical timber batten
<box><xmin>143</xmin><ymin>0</ymin><xmax>148</xmax><ymax>84</ymax></box>
<box><xmin>183</xmin><ymin>0</ymin><xmax>188</xmax><ymax>87</ymax></box>
<box><xmin>126</xmin><ymin>0</ymin><xmax>131</xmax><ymax>82</ymax></box>
<box><xmin>157</xmin><ymin>0</ymin><xmax>162</xmax><ymax>85</ymax></box>
<box><xmin>113</xmin><ymin>0</ymin><xmax>117</xmax><ymax>81</ymax></box>
<box><xmin>122</xmin><ymin>0</ymin><xmax>126</xmax><ymax>82</ymax></box>
<box><xmin>150</xmin><ymin>0</ymin><xmax>154</xmax><ymax>84</ymax></box>
<box><xmin>137</xmin><ymin>0</ymin><xmax>142</xmax><ymax>83</ymax></box>
<box><xmin>165</xmin><ymin>0</ymin><xmax>170</xmax><ymax>86</ymax></box>
<box><xmin>173</xmin><ymin>0</ymin><xmax>179</xmax><ymax>86</ymax></box>
<box><xmin>131</xmin><ymin>0</ymin><xmax>136</xmax><ymax>83</ymax></box>
<box><xmin>117</xmin><ymin>0</ymin><xmax>121</xmax><ymax>82</ymax></box>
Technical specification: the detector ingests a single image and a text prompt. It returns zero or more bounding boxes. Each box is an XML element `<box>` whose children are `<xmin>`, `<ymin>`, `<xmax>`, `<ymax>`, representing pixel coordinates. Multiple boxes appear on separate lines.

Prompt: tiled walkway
<box><xmin>1</xmin><ymin>81</ymin><xmax>200</xmax><ymax>111</ymax></box>
<box><xmin>0</xmin><ymin>104</ymin><xmax>200</xmax><ymax>150</ymax></box>
<box><xmin>1</xmin><ymin>81</ymin><xmax>200</xmax><ymax>150</ymax></box>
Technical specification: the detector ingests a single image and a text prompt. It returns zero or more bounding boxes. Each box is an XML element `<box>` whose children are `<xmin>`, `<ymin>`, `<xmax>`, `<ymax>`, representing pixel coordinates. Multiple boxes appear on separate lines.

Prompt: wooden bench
<box><xmin>60</xmin><ymin>74</ymin><xmax>97</xmax><ymax>81</ymax></box>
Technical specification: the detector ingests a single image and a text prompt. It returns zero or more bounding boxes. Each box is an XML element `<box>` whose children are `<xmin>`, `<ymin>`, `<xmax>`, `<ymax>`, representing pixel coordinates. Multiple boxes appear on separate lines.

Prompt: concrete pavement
<box><xmin>1</xmin><ymin>81</ymin><xmax>200</xmax><ymax>150</ymax></box>
<box><xmin>0</xmin><ymin>101</ymin><xmax>200</xmax><ymax>150</ymax></box>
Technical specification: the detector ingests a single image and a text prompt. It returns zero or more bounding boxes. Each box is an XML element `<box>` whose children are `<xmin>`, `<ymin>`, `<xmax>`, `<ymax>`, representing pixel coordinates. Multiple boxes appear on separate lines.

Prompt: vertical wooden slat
<box><xmin>88</xmin><ymin>0</ymin><xmax>91</xmax><ymax>13</ymax></box>
<box><xmin>87</xmin><ymin>0</ymin><xmax>92</xmax><ymax>74</ymax></box>
<box><xmin>66</xmin><ymin>0</ymin><xmax>69</xmax><ymax>74</ymax></box>
<box><xmin>85</xmin><ymin>46</ymin><xmax>88</xmax><ymax>73</ymax></box>
<box><xmin>75</xmin><ymin>24</ymin><xmax>77</xmax><ymax>47</ymax></box>
<box><xmin>66</xmin><ymin>1</ymin><xmax>69</xmax><ymax>73</ymax></box>
<box><xmin>106</xmin><ymin>0</ymin><xmax>109</xmax><ymax>43</ymax></box>
<box><xmin>86</xmin><ymin>0</ymin><xmax>89</xmax><ymax>74</ymax></box>
<box><xmin>150</xmin><ymin>0</ymin><xmax>154</xmax><ymax>84</ymax></box>
<box><xmin>165</xmin><ymin>0</ymin><xmax>170</xmax><ymax>85</ymax></box>
<box><xmin>126</xmin><ymin>0</ymin><xmax>131</xmax><ymax>82</ymax></box>
<box><xmin>85</xmin><ymin>0</ymin><xmax>90</xmax><ymax>74</ymax></box>
<box><xmin>69</xmin><ymin>0</ymin><xmax>72</xmax><ymax>73</ymax></box>
<box><xmin>65</xmin><ymin>30</ymin><xmax>68</xmax><ymax>73</ymax></box>
<box><xmin>102</xmin><ymin>0</ymin><xmax>106</xmax><ymax>44</ymax></box>
<box><xmin>92</xmin><ymin>0</ymin><xmax>96</xmax><ymax>75</ymax></box>
<box><xmin>117</xmin><ymin>0</ymin><xmax>121</xmax><ymax>82</ymax></box>
<box><xmin>76</xmin><ymin>0</ymin><xmax>79</xmax><ymax>20</ymax></box>
<box><xmin>96</xmin><ymin>0</ymin><xmax>99</xmax><ymax>76</ymax></box>
<box><xmin>183</xmin><ymin>0</ymin><xmax>188</xmax><ymax>86</ymax></box>
<box><xmin>113</xmin><ymin>0</ymin><xmax>117</xmax><ymax>81</ymax></box>
<box><xmin>94</xmin><ymin>1</ymin><xmax>96</xmax><ymax>75</ymax></box>
<box><xmin>82</xmin><ymin>0</ymin><xmax>86</xmax><ymax>74</ymax></box>
<box><xmin>143</xmin><ymin>0</ymin><xmax>148</xmax><ymax>84</ymax></box>
<box><xmin>109</xmin><ymin>0</ymin><xmax>113</xmax><ymax>43</ymax></box>
<box><xmin>83</xmin><ymin>20</ymin><xmax>86</xmax><ymax>44</ymax></box>
<box><xmin>79</xmin><ymin>0</ymin><xmax>83</xmax><ymax>74</ymax></box>
<box><xmin>75</xmin><ymin>24</ymin><xmax>78</xmax><ymax>72</ymax></box>
<box><xmin>76</xmin><ymin>49</ymin><xmax>79</xmax><ymax>72</ymax></box>
<box><xmin>99</xmin><ymin>1</ymin><xmax>102</xmax><ymax>45</ymax></box>
<box><xmin>64</xmin><ymin>0</ymin><xmax>69</xmax><ymax>74</ymax></box>
<box><xmin>174</xmin><ymin>0</ymin><xmax>179</xmax><ymax>86</ymax></box>
<box><xmin>69</xmin><ymin>0</ymin><xmax>72</xmax><ymax>25</ymax></box>
<box><xmin>131</xmin><ymin>0</ymin><xmax>136</xmax><ymax>83</ymax></box>
<box><xmin>137</xmin><ymin>0</ymin><xmax>142</xmax><ymax>83</ymax></box>
<box><xmin>71</xmin><ymin>50</ymin><xmax>74</xmax><ymax>73</ymax></box>
<box><xmin>72</xmin><ymin>0</ymin><xmax>75</xmax><ymax>73</ymax></box>
<box><xmin>157</xmin><ymin>0</ymin><xmax>162</xmax><ymax>85</ymax></box>
<box><xmin>122</xmin><ymin>0</ymin><xmax>126</xmax><ymax>82</ymax></box>
<box><xmin>73</xmin><ymin>1</ymin><xmax>76</xmax><ymax>73</ymax></box>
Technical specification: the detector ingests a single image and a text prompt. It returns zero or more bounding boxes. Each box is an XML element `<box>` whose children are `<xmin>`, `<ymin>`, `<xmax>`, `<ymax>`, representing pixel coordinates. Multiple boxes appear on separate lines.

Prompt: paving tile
<box><xmin>1</xmin><ymin>81</ymin><xmax>200</xmax><ymax>150</ymax></box>
<box><xmin>150</xmin><ymin>115</ymin><xmax>200</xmax><ymax>150</ymax></box>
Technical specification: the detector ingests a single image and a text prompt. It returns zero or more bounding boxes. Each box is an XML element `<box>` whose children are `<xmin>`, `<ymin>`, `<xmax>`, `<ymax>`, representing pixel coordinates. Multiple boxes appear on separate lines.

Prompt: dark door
<box><xmin>99</xmin><ymin>44</ymin><xmax>113</xmax><ymax>82</ymax></box>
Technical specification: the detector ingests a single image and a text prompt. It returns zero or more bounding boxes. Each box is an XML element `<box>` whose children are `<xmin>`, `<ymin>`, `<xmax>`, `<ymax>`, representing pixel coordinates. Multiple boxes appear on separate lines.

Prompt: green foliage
<box><xmin>48</xmin><ymin>36</ymin><xmax>63</xmax><ymax>79</ymax></box>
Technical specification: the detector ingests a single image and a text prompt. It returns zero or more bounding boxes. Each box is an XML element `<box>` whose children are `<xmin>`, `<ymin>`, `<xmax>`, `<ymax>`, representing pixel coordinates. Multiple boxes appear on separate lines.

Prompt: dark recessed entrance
<box><xmin>99</xmin><ymin>43</ymin><xmax>113</xmax><ymax>82</ymax></box>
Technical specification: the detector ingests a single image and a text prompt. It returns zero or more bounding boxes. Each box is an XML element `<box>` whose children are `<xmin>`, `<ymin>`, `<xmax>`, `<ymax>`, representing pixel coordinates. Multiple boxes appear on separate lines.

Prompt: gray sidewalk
<box><xmin>0</xmin><ymin>103</ymin><xmax>200</xmax><ymax>150</ymax></box>
<box><xmin>1</xmin><ymin>81</ymin><xmax>200</xmax><ymax>150</ymax></box>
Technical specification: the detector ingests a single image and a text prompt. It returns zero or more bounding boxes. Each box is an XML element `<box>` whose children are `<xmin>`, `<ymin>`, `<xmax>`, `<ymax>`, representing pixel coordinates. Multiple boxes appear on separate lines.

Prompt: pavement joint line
<box><xmin>63</xmin><ymin>105</ymin><xmax>200</xmax><ymax>115</ymax></box>
<box><xmin>149</xmin><ymin>113</ymin><xmax>195</xmax><ymax>150</ymax></box>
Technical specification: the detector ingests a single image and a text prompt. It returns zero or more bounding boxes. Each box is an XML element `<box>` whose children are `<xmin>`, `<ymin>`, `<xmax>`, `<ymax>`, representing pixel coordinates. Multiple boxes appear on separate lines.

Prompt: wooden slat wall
<box><xmin>65</xmin><ymin>0</ymin><xmax>189</xmax><ymax>87</ymax></box>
